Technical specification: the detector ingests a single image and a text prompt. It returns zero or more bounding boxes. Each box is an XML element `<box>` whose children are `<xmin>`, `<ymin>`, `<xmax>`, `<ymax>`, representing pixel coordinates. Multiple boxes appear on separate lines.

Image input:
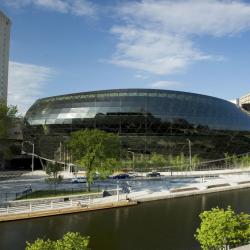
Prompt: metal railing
<box><xmin>0</xmin><ymin>188</ymin><xmax>123</xmax><ymax>216</ymax></box>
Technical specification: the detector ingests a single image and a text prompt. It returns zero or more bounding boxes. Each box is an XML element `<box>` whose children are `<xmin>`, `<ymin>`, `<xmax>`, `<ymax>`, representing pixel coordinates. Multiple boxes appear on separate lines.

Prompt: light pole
<box><xmin>186</xmin><ymin>138</ymin><xmax>192</xmax><ymax>170</ymax></box>
<box><xmin>128</xmin><ymin>150</ymin><xmax>135</xmax><ymax>171</ymax></box>
<box><xmin>22</xmin><ymin>140</ymin><xmax>35</xmax><ymax>172</ymax></box>
<box><xmin>116</xmin><ymin>180</ymin><xmax>120</xmax><ymax>202</ymax></box>
<box><xmin>59</xmin><ymin>141</ymin><xmax>62</xmax><ymax>162</ymax></box>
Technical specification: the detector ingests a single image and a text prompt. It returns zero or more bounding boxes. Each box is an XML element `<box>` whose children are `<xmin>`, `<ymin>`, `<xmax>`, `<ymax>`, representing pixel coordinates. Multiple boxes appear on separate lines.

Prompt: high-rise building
<box><xmin>0</xmin><ymin>10</ymin><xmax>11</xmax><ymax>103</ymax></box>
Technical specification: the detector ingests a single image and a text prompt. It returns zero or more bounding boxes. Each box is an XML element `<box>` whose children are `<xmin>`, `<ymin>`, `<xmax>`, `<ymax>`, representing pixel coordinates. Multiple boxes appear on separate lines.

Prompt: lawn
<box><xmin>17</xmin><ymin>189</ymin><xmax>100</xmax><ymax>200</ymax></box>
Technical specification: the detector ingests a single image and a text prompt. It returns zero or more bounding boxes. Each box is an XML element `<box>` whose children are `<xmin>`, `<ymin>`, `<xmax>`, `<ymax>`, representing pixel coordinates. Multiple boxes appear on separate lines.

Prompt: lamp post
<box><xmin>22</xmin><ymin>140</ymin><xmax>35</xmax><ymax>172</ymax></box>
<box><xmin>116</xmin><ymin>180</ymin><xmax>120</xmax><ymax>202</ymax></box>
<box><xmin>127</xmin><ymin>150</ymin><xmax>135</xmax><ymax>171</ymax></box>
<box><xmin>59</xmin><ymin>141</ymin><xmax>62</xmax><ymax>162</ymax></box>
<box><xmin>186</xmin><ymin>138</ymin><xmax>192</xmax><ymax>170</ymax></box>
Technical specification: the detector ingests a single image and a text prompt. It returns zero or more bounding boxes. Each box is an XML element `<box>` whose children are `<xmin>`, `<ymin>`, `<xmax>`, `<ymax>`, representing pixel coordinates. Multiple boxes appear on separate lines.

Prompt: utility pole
<box><xmin>128</xmin><ymin>150</ymin><xmax>135</xmax><ymax>171</ymax></box>
<box><xmin>116</xmin><ymin>180</ymin><xmax>120</xmax><ymax>202</ymax></box>
<box><xmin>186</xmin><ymin>138</ymin><xmax>192</xmax><ymax>170</ymax></box>
<box><xmin>59</xmin><ymin>141</ymin><xmax>62</xmax><ymax>161</ymax></box>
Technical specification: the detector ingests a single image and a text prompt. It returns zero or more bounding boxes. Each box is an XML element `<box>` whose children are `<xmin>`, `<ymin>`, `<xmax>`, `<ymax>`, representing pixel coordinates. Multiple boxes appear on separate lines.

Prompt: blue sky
<box><xmin>1</xmin><ymin>0</ymin><xmax>250</xmax><ymax>113</ymax></box>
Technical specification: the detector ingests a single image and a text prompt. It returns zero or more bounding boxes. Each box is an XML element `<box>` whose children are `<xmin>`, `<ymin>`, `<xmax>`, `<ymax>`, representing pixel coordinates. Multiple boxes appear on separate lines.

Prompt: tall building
<box><xmin>0</xmin><ymin>10</ymin><xmax>11</xmax><ymax>103</ymax></box>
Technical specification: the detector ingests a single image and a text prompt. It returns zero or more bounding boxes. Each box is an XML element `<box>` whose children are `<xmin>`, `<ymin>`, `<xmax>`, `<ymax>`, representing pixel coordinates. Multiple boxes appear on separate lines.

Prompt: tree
<box><xmin>195</xmin><ymin>207</ymin><xmax>250</xmax><ymax>250</ymax></box>
<box><xmin>68</xmin><ymin>129</ymin><xmax>120</xmax><ymax>191</ymax></box>
<box><xmin>150</xmin><ymin>152</ymin><xmax>167</xmax><ymax>168</ymax></box>
<box><xmin>26</xmin><ymin>232</ymin><xmax>90</xmax><ymax>250</ymax></box>
<box><xmin>170</xmin><ymin>153</ymin><xmax>187</xmax><ymax>170</ymax></box>
<box><xmin>0</xmin><ymin>103</ymin><xmax>19</xmax><ymax>169</ymax></box>
<box><xmin>45</xmin><ymin>161</ymin><xmax>64</xmax><ymax>190</ymax></box>
<box><xmin>191</xmin><ymin>154</ymin><xmax>200</xmax><ymax>170</ymax></box>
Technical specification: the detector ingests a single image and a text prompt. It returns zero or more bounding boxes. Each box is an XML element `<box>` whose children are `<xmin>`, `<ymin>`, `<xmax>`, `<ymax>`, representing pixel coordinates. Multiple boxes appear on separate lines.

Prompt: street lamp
<box><xmin>127</xmin><ymin>150</ymin><xmax>135</xmax><ymax>171</ymax></box>
<box><xmin>22</xmin><ymin>141</ymin><xmax>35</xmax><ymax>172</ymax></box>
<box><xmin>116</xmin><ymin>180</ymin><xmax>120</xmax><ymax>202</ymax></box>
<box><xmin>186</xmin><ymin>138</ymin><xmax>192</xmax><ymax>170</ymax></box>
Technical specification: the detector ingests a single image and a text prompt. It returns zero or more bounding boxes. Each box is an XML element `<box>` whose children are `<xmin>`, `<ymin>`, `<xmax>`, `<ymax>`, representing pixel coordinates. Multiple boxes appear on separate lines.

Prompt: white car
<box><xmin>71</xmin><ymin>177</ymin><xmax>87</xmax><ymax>183</ymax></box>
<box><xmin>127</xmin><ymin>172</ymin><xmax>140</xmax><ymax>178</ymax></box>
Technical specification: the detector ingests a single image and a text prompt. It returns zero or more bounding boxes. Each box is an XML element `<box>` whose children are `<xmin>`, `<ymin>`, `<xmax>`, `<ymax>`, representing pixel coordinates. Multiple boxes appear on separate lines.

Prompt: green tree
<box><xmin>150</xmin><ymin>152</ymin><xmax>167</xmax><ymax>168</ymax></box>
<box><xmin>68</xmin><ymin>129</ymin><xmax>120</xmax><ymax>191</ymax></box>
<box><xmin>232</xmin><ymin>154</ymin><xmax>240</xmax><ymax>168</ymax></box>
<box><xmin>239</xmin><ymin>154</ymin><xmax>250</xmax><ymax>169</ymax></box>
<box><xmin>224</xmin><ymin>152</ymin><xmax>231</xmax><ymax>168</ymax></box>
<box><xmin>0</xmin><ymin>103</ymin><xmax>19</xmax><ymax>169</ymax></box>
<box><xmin>191</xmin><ymin>154</ymin><xmax>200</xmax><ymax>170</ymax></box>
<box><xmin>26</xmin><ymin>232</ymin><xmax>90</xmax><ymax>250</ymax></box>
<box><xmin>170</xmin><ymin>153</ymin><xmax>187</xmax><ymax>170</ymax></box>
<box><xmin>45</xmin><ymin>161</ymin><xmax>64</xmax><ymax>190</ymax></box>
<box><xmin>195</xmin><ymin>207</ymin><xmax>250</xmax><ymax>250</ymax></box>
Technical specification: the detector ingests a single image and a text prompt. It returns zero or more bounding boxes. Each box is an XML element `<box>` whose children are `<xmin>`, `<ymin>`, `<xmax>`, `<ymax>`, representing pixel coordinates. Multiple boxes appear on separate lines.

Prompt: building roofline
<box><xmin>36</xmin><ymin>88</ymin><xmax>232</xmax><ymax>104</ymax></box>
<box><xmin>240</xmin><ymin>93</ymin><xmax>250</xmax><ymax>100</ymax></box>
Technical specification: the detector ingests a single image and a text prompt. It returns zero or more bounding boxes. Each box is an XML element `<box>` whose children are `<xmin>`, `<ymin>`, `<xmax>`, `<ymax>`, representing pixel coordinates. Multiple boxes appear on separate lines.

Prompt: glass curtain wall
<box><xmin>24</xmin><ymin>89</ymin><xmax>250</xmax><ymax>159</ymax></box>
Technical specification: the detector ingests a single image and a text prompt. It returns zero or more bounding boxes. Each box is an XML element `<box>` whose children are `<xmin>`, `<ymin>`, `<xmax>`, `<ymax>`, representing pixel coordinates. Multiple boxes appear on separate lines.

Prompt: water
<box><xmin>0</xmin><ymin>188</ymin><xmax>249</xmax><ymax>250</ymax></box>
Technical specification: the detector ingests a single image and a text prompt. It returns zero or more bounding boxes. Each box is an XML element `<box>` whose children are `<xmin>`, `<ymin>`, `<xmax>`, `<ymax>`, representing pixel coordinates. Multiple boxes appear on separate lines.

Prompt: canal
<box><xmin>0</xmin><ymin>188</ymin><xmax>249</xmax><ymax>250</ymax></box>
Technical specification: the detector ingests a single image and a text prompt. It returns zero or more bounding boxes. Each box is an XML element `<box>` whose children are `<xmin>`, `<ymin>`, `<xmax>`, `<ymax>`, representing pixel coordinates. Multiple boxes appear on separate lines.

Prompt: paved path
<box><xmin>233</xmin><ymin>244</ymin><xmax>250</xmax><ymax>250</ymax></box>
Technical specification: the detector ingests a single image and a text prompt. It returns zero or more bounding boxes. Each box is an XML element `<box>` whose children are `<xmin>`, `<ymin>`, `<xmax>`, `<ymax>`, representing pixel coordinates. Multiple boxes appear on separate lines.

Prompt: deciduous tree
<box><xmin>68</xmin><ymin>129</ymin><xmax>120</xmax><ymax>191</ymax></box>
<box><xmin>45</xmin><ymin>161</ymin><xmax>64</xmax><ymax>190</ymax></box>
<box><xmin>26</xmin><ymin>232</ymin><xmax>90</xmax><ymax>250</ymax></box>
<box><xmin>195</xmin><ymin>206</ymin><xmax>250</xmax><ymax>250</ymax></box>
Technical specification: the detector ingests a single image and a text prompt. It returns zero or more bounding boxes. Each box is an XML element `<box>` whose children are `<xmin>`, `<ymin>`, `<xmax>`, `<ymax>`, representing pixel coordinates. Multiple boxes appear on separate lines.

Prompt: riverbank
<box><xmin>0</xmin><ymin>200</ymin><xmax>137</xmax><ymax>222</ymax></box>
<box><xmin>1</xmin><ymin>174</ymin><xmax>250</xmax><ymax>222</ymax></box>
<box><xmin>132</xmin><ymin>181</ymin><xmax>250</xmax><ymax>203</ymax></box>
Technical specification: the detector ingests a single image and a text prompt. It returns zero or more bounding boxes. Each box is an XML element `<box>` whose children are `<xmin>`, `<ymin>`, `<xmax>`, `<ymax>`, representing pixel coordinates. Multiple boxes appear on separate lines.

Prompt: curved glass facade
<box><xmin>24</xmin><ymin>89</ymin><xmax>250</xmax><ymax>159</ymax></box>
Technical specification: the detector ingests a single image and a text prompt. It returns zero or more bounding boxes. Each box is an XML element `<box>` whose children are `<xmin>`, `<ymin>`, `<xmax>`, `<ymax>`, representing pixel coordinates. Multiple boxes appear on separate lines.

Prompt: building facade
<box><xmin>24</xmin><ymin>89</ymin><xmax>250</xmax><ymax>160</ymax></box>
<box><xmin>0</xmin><ymin>11</ymin><xmax>11</xmax><ymax>103</ymax></box>
<box><xmin>240</xmin><ymin>93</ymin><xmax>250</xmax><ymax>114</ymax></box>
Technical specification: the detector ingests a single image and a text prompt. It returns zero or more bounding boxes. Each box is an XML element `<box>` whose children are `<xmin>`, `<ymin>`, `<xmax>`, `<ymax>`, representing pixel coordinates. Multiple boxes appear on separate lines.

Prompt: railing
<box><xmin>0</xmin><ymin>188</ymin><xmax>123</xmax><ymax>216</ymax></box>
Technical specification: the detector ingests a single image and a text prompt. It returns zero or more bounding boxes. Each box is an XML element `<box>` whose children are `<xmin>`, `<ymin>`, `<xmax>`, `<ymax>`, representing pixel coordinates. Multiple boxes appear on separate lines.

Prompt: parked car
<box><xmin>71</xmin><ymin>177</ymin><xmax>87</xmax><ymax>183</ymax></box>
<box><xmin>127</xmin><ymin>172</ymin><xmax>140</xmax><ymax>178</ymax></box>
<box><xmin>112</xmin><ymin>173</ymin><xmax>130</xmax><ymax>179</ymax></box>
<box><xmin>146</xmin><ymin>171</ymin><xmax>161</xmax><ymax>177</ymax></box>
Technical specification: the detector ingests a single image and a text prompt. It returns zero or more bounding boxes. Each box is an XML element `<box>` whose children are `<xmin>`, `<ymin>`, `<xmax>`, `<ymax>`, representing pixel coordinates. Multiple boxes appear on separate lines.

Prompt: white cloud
<box><xmin>111</xmin><ymin>26</ymin><xmax>210</xmax><ymax>75</ymax></box>
<box><xmin>8</xmin><ymin>61</ymin><xmax>54</xmax><ymax>114</ymax></box>
<box><xmin>70</xmin><ymin>0</ymin><xmax>96</xmax><ymax>17</ymax></box>
<box><xmin>110</xmin><ymin>0</ymin><xmax>250</xmax><ymax>75</ymax></box>
<box><xmin>229</xmin><ymin>99</ymin><xmax>238</xmax><ymax>105</ymax></box>
<box><xmin>149</xmin><ymin>80</ymin><xmax>182</xmax><ymax>89</ymax></box>
<box><xmin>119</xmin><ymin>0</ymin><xmax>250</xmax><ymax>37</ymax></box>
<box><xmin>4</xmin><ymin>0</ymin><xmax>96</xmax><ymax>17</ymax></box>
<box><xmin>135</xmin><ymin>73</ymin><xmax>149</xmax><ymax>79</ymax></box>
<box><xmin>32</xmin><ymin>0</ymin><xmax>68</xmax><ymax>13</ymax></box>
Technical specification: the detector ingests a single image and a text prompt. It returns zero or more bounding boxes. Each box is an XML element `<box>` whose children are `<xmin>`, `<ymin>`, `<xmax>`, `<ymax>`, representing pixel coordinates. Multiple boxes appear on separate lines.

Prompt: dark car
<box><xmin>146</xmin><ymin>172</ymin><xmax>161</xmax><ymax>177</ymax></box>
<box><xmin>113</xmin><ymin>174</ymin><xmax>130</xmax><ymax>179</ymax></box>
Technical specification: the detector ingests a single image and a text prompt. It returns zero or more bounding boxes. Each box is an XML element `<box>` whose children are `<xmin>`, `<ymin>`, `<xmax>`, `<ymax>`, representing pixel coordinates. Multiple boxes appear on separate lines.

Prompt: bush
<box><xmin>26</xmin><ymin>232</ymin><xmax>90</xmax><ymax>250</ymax></box>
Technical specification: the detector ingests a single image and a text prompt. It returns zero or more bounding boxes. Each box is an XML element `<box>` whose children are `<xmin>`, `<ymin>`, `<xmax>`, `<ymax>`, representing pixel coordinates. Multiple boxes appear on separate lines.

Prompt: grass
<box><xmin>17</xmin><ymin>189</ymin><xmax>100</xmax><ymax>200</ymax></box>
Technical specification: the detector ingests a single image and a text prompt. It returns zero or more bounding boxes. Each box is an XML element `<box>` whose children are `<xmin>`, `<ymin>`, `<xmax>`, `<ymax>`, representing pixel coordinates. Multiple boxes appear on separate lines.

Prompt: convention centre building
<box><xmin>24</xmin><ymin>89</ymin><xmax>250</xmax><ymax>160</ymax></box>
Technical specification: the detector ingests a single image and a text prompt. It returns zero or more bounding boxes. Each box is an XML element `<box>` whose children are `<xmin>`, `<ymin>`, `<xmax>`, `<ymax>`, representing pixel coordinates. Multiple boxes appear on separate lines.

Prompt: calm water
<box><xmin>0</xmin><ymin>188</ymin><xmax>249</xmax><ymax>250</ymax></box>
